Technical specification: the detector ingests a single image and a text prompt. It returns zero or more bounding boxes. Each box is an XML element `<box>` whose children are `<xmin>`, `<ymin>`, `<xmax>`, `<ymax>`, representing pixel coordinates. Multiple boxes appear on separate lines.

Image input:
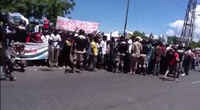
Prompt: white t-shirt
<box><xmin>50</xmin><ymin>34</ymin><xmax>61</xmax><ymax>41</ymax></box>
<box><xmin>34</xmin><ymin>25</ymin><xmax>40</xmax><ymax>33</ymax></box>
<box><xmin>50</xmin><ymin>34</ymin><xmax>61</xmax><ymax>46</ymax></box>
<box><xmin>78</xmin><ymin>35</ymin><xmax>86</xmax><ymax>39</ymax></box>
<box><xmin>128</xmin><ymin>39</ymin><xmax>133</xmax><ymax>54</ymax></box>
<box><xmin>100</xmin><ymin>40</ymin><xmax>107</xmax><ymax>55</ymax></box>
<box><xmin>166</xmin><ymin>46</ymin><xmax>172</xmax><ymax>51</ymax></box>
<box><xmin>41</xmin><ymin>34</ymin><xmax>50</xmax><ymax>43</ymax></box>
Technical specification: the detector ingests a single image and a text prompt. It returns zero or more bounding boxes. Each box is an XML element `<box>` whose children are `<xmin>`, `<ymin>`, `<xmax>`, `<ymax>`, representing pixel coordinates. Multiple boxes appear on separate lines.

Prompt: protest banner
<box><xmin>15</xmin><ymin>43</ymin><xmax>48</xmax><ymax>60</ymax></box>
<box><xmin>56</xmin><ymin>16</ymin><xmax>99</xmax><ymax>33</ymax></box>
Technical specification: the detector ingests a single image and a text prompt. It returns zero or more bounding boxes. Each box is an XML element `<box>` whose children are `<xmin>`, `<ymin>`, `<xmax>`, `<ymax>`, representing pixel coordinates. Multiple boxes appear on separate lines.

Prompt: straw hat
<box><xmin>136</xmin><ymin>36</ymin><xmax>143</xmax><ymax>41</ymax></box>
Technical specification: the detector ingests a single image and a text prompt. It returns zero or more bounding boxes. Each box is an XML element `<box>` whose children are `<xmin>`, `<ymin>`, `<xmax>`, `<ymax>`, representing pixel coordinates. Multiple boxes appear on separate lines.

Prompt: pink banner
<box><xmin>56</xmin><ymin>16</ymin><xmax>99</xmax><ymax>33</ymax></box>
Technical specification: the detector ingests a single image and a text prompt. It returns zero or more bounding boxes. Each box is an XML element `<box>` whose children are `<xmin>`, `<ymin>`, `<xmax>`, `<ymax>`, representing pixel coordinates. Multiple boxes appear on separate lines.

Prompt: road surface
<box><xmin>1</xmin><ymin>67</ymin><xmax>200</xmax><ymax>110</ymax></box>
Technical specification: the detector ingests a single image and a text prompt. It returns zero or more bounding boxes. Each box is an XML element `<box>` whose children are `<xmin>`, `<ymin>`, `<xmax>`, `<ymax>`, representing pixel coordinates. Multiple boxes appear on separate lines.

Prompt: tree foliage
<box><xmin>167</xmin><ymin>36</ymin><xmax>179</xmax><ymax>44</ymax></box>
<box><xmin>189</xmin><ymin>41</ymin><xmax>200</xmax><ymax>48</ymax></box>
<box><xmin>129</xmin><ymin>31</ymin><xmax>148</xmax><ymax>40</ymax></box>
<box><xmin>0</xmin><ymin>0</ymin><xmax>75</xmax><ymax>23</ymax></box>
<box><xmin>167</xmin><ymin>36</ymin><xmax>200</xmax><ymax>48</ymax></box>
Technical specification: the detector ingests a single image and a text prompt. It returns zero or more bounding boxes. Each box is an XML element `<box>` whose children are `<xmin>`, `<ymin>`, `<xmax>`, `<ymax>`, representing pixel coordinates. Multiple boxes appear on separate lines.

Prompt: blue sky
<box><xmin>70</xmin><ymin>0</ymin><xmax>199</xmax><ymax>35</ymax></box>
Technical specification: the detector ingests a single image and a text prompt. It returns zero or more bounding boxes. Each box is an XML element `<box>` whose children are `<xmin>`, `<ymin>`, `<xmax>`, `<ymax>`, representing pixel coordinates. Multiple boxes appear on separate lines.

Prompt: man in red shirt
<box><xmin>163</xmin><ymin>48</ymin><xmax>180</xmax><ymax>80</ymax></box>
<box><xmin>169</xmin><ymin>49</ymin><xmax>179</xmax><ymax>66</ymax></box>
<box><xmin>43</xmin><ymin>18</ymin><xmax>49</xmax><ymax>30</ymax></box>
<box><xmin>42</xmin><ymin>18</ymin><xmax>50</xmax><ymax>34</ymax></box>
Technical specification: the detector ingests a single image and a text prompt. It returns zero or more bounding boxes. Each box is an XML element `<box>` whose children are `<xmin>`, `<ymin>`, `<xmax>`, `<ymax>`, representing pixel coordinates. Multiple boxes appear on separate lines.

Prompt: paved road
<box><xmin>1</xmin><ymin>68</ymin><xmax>200</xmax><ymax>110</ymax></box>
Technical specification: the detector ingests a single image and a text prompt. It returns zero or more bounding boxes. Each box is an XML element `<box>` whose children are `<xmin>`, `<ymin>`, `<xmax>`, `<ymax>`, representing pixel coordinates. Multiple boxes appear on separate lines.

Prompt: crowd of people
<box><xmin>58</xmin><ymin>30</ymin><xmax>199</xmax><ymax>80</ymax></box>
<box><xmin>24</xmin><ymin>25</ymin><xmax>200</xmax><ymax>80</ymax></box>
<box><xmin>1</xmin><ymin>13</ymin><xmax>200</xmax><ymax>81</ymax></box>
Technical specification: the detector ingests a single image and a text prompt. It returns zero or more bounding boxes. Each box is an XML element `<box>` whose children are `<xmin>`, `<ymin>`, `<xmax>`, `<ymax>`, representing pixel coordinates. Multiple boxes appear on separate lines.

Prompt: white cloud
<box><xmin>166</xmin><ymin>29</ymin><xmax>175</xmax><ymax>36</ymax></box>
<box><xmin>167</xmin><ymin>20</ymin><xmax>184</xmax><ymax>36</ymax></box>
<box><xmin>154</xmin><ymin>34</ymin><xmax>159</xmax><ymax>39</ymax></box>
<box><xmin>166</xmin><ymin>5</ymin><xmax>200</xmax><ymax>41</ymax></box>
<box><xmin>169</xmin><ymin>20</ymin><xmax>184</xmax><ymax>30</ymax></box>
<box><xmin>194</xmin><ymin>5</ymin><xmax>200</xmax><ymax>41</ymax></box>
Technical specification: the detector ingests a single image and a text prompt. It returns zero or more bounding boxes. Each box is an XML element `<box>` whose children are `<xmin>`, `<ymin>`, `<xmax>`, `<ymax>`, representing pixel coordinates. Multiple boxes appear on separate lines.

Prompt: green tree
<box><xmin>132</xmin><ymin>31</ymin><xmax>144</xmax><ymax>37</ymax></box>
<box><xmin>0</xmin><ymin>0</ymin><xmax>75</xmax><ymax>23</ymax></box>
<box><xmin>189</xmin><ymin>41</ymin><xmax>200</xmax><ymax>48</ymax></box>
<box><xmin>167</xmin><ymin>36</ymin><xmax>178</xmax><ymax>44</ymax></box>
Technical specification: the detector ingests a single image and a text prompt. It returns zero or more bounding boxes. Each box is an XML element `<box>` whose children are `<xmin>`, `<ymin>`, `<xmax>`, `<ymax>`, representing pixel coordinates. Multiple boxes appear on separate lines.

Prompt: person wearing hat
<box><xmin>130</xmin><ymin>36</ymin><xmax>143</xmax><ymax>75</ymax></box>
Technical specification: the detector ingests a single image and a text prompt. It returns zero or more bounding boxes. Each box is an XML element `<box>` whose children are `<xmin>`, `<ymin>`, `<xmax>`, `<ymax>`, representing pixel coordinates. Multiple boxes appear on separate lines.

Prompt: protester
<box><xmin>0</xmin><ymin>27</ymin><xmax>16</xmax><ymax>81</ymax></box>
<box><xmin>154</xmin><ymin>42</ymin><xmax>163</xmax><ymax>75</ymax></box>
<box><xmin>108</xmin><ymin>37</ymin><xmax>118</xmax><ymax>72</ymax></box>
<box><xmin>163</xmin><ymin>47</ymin><xmax>180</xmax><ymax>80</ymax></box>
<box><xmin>64</xmin><ymin>36</ymin><xmax>74</xmax><ymax>73</ymax></box>
<box><xmin>182</xmin><ymin>48</ymin><xmax>193</xmax><ymax>76</ymax></box>
<box><xmin>117</xmin><ymin>37</ymin><xmax>128</xmax><ymax>73</ymax></box>
<box><xmin>34</xmin><ymin>22</ymin><xmax>40</xmax><ymax>33</ymax></box>
<box><xmin>90</xmin><ymin>37</ymin><xmax>98</xmax><ymax>71</ymax></box>
<box><xmin>130</xmin><ymin>37</ymin><xmax>143</xmax><ymax>75</ymax></box>
<box><xmin>1</xmin><ymin>12</ymin><xmax>198</xmax><ymax>81</ymax></box>
<box><xmin>100</xmin><ymin>35</ymin><xmax>107</xmax><ymax>69</ymax></box>
<box><xmin>74</xmin><ymin>30</ymin><xmax>88</xmax><ymax>72</ymax></box>
<box><xmin>48</xmin><ymin>30</ymin><xmax>61</xmax><ymax>66</ymax></box>
<box><xmin>43</xmin><ymin>18</ymin><xmax>50</xmax><ymax>30</ymax></box>
<box><xmin>0</xmin><ymin>32</ymin><xmax>4</xmax><ymax>75</ymax></box>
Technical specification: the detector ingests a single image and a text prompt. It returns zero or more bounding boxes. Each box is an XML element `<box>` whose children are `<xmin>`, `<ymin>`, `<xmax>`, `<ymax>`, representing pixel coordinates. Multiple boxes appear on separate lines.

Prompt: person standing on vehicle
<box><xmin>43</xmin><ymin>18</ymin><xmax>50</xmax><ymax>32</ymax></box>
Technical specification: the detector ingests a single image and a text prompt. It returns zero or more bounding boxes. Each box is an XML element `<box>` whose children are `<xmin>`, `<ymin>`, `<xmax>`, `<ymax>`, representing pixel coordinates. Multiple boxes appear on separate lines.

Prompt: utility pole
<box><xmin>123</xmin><ymin>0</ymin><xmax>130</xmax><ymax>37</ymax></box>
<box><xmin>181</xmin><ymin>0</ymin><xmax>197</xmax><ymax>47</ymax></box>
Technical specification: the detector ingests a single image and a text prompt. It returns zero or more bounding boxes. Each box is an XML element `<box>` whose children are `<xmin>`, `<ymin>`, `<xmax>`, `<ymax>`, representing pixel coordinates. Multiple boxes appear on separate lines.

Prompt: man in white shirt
<box><xmin>34</xmin><ymin>24</ymin><xmax>40</xmax><ymax>33</ymax></box>
<box><xmin>50</xmin><ymin>31</ymin><xmax>61</xmax><ymax>48</ymax></box>
<box><xmin>100</xmin><ymin>36</ymin><xmax>107</xmax><ymax>69</ymax></box>
<box><xmin>128</xmin><ymin>39</ymin><xmax>133</xmax><ymax>54</ymax></box>
<box><xmin>48</xmin><ymin>30</ymin><xmax>61</xmax><ymax>67</ymax></box>
<box><xmin>41</xmin><ymin>33</ymin><xmax>50</xmax><ymax>43</ymax></box>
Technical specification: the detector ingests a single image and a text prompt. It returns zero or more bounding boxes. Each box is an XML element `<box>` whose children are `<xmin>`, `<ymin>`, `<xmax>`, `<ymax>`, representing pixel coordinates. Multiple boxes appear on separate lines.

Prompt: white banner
<box><xmin>56</xmin><ymin>16</ymin><xmax>99</xmax><ymax>33</ymax></box>
<box><xmin>15</xmin><ymin>43</ymin><xmax>48</xmax><ymax>60</ymax></box>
